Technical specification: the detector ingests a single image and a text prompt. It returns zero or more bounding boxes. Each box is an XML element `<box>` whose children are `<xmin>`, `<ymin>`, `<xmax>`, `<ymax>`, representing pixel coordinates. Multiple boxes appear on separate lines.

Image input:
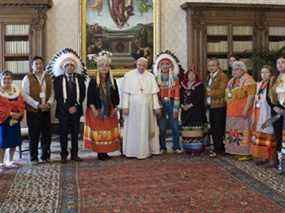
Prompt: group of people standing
<box><xmin>0</xmin><ymin>48</ymin><xmax>284</xmax><ymax>175</ymax></box>
<box><xmin>207</xmin><ymin>56</ymin><xmax>285</xmax><ymax>174</ymax></box>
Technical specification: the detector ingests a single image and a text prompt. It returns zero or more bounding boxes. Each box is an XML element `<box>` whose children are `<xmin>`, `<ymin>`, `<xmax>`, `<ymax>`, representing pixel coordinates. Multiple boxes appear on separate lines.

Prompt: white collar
<box><xmin>0</xmin><ymin>85</ymin><xmax>20</xmax><ymax>99</ymax></box>
<box><xmin>137</xmin><ymin>69</ymin><xmax>146</xmax><ymax>75</ymax></box>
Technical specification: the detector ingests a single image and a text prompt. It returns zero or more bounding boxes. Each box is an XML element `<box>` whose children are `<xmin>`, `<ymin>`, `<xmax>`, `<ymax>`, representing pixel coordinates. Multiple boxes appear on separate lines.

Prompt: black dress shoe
<box><xmin>103</xmin><ymin>153</ymin><xmax>111</xmax><ymax>160</ymax></box>
<box><xmin>71</xmin><ymin>156</ymin><xmax>83</xmax><ymax>162</ymax></box>
<box><xmin>61</xmin><ymin>158</ymin><xmax>67</xmax><ymax>164</ymax></box>
<box><xmin>98</xmin><ymin>153</ymin><xmax>108</xmax><ymax>160</ymax></box>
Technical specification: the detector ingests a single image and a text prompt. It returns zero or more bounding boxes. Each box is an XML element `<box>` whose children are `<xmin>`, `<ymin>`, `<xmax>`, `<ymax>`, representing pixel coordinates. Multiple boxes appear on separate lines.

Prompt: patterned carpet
<box><xmin>0</xmin><ymin>154</ymin><xmax>284</xmax><ymax>213</ymax></box>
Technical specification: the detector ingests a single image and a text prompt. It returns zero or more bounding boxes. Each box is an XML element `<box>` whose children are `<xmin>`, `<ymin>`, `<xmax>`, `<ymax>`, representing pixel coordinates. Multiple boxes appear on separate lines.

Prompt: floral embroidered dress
<box><xmin>224</xmin><ymin>73</ymin><xmax>256</xmax><ymax>155</ymax></box>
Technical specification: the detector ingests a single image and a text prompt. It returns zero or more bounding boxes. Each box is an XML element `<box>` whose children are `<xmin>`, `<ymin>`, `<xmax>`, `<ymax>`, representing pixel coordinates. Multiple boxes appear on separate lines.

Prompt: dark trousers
<box><xmin>273</xmin><ymin>115</ymin><xmax>283</xmax><ymax>152</ymax></box>
<box><xmin>209</xmin><ymin>107</ymin><xmax>226</xmax><ymax>153</ymax></box>
<box><xmin>27</xmin><ymin>111</ymin><xmax>51</xmax><ymax>161</ymax></box>
<box><xmin>271</xmin><ymin>114</ymin><xmax>283</xmax><ymax>168</ymax></box>
<box><xmin>158</xmin><ymin>100</ymin><xmax>180</xmax><ymax>150</ymax></box>
<box><xmin>58</xmin><ymin>114</ymin><xmax>80</xmax><ymax>159</ymax></box>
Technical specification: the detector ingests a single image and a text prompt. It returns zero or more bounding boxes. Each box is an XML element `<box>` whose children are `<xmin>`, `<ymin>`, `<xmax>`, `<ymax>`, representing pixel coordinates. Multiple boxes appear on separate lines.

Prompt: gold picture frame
<box><xmin>80</xmin><ymin>0</ymin><xmax>161</xmax><ymax>77</ymax></box>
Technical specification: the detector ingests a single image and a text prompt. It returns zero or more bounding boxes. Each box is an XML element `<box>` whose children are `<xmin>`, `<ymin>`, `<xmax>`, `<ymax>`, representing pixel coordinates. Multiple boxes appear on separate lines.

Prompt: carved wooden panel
<box><xmin>0</xmin><ymin>0</ymin><xmax>52</xmax><ymax>76</ymax></box>
<box><xmin>182</xmin><ymin>2</ymin><xmax>285</xmax><ymax>78</ymax></box>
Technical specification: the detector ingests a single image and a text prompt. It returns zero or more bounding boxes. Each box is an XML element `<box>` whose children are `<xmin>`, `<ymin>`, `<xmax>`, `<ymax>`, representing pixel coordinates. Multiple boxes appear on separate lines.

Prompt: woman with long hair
<box><xmin>250</xmin><ymin>65</ymin><xmax>277</xmax><ymax>166</ymax></box>
<box><xmin>84</xmin><ymin>51</ymin><xmax>120</xmax><ymax>160</ymax></box>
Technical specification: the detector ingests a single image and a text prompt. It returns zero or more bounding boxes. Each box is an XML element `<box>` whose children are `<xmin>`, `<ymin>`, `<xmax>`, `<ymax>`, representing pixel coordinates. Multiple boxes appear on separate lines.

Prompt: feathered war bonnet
<box><xmin>46</xmin><ymin>48</ymin><xmax>88</xmax><ymax>80</ymax></box>
<box><xmin>152</xmin><ymin>50</ymin><xmax>182</xmax><ymax>87</ymax></box>
<box><xmin>94</xmin><ymin>50</ymin><xmax>114</xmax><ymax>87</ymax></box>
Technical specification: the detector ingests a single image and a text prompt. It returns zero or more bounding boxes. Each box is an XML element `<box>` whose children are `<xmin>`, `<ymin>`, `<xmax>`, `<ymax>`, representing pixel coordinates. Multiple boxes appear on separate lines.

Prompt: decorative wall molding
<box><xmin>0</xmin><ymin>0</ymin><xmax>52</xmax><ymax>8</ymax></box>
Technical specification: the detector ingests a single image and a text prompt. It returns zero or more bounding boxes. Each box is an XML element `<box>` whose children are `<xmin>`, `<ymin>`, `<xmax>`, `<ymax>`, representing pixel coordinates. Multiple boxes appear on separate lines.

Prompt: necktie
<box><xmin>68</xmin><ymin>75</ymin><xmax>74</xmax><ymax>90</ymax></box>
<box><xmin>67</xmin><ymin>75</ymin><xmax>76</xmax><ymax>103</ymax></box>
<box><xmin>68</xmin><ymin>75</ymin><xmax>74</xmax><ymax>83</ymax></box>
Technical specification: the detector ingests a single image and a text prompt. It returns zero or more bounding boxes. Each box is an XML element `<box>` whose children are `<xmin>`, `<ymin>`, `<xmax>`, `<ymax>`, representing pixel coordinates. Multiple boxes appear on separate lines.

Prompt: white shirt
<box><xmin>207</xmin><ymin>71</ymin><xmax>219</xmax><ymax>105</ymax></box>
<box><xmin>22</xmin><ymin>71</ymin><xmax>54</xmax><ymax>109</ymax></box>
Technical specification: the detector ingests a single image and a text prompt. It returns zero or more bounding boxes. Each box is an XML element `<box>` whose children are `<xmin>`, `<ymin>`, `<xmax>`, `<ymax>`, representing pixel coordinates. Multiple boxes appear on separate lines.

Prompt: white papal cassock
<box><xmin>122</xmin><ymin>69</ymin><xmax>160</xmax><ymax>159</ymax></box>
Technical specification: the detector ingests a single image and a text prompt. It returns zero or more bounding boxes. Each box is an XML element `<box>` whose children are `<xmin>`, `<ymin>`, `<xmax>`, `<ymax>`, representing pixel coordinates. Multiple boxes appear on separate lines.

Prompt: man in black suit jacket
<box><xmin>54</xmin><ymin>58</ymin><xmax>86</xmax><ymax>163</ymax></box>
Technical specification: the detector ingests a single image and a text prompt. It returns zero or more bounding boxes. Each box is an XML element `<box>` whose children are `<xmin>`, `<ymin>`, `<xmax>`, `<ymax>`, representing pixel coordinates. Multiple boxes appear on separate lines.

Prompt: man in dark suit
<box><xmin>54</xmin><ymin>57</ymin><xmax>86</xmax><ymax>163</ymax></box>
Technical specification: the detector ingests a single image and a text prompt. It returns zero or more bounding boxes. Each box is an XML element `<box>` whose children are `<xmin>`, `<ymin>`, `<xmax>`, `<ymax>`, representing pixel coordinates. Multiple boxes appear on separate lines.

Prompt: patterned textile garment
<box><xmin>180</xmin><ymin>80</ymin><xmax>206</xmax><ymax>154</ymax></box>
<box><xmin>84</xmin><ymin>78</ymin><xmax>120</xmax><ymax>153</ymax></box>
<box><xmin>153</xmin><ymin>52</ymin><xmax>183</xmax><ymax>153</ymax></box>
<box><xmin>0</xmin><ymin>86</ymin><xmax>25</xmax><ymax>149</ymax></box>
<box><xmin>181</xmin><ymin>81</ymin><xmax>206</xmax><ymax>127</ymax></box>
<box><xmin>224</xmin><ymin>73</ymin><xmax>256</xmax><ymax>155</ymax></box>
<box><xmin>158</xmin><ymin>75</ymin><xmax>180</xmax><ymax>111</ymax></box>
<box><xmin>157</xmin><ymin>74</ymin><xmax>181</xmax><ymax>151</ymax></box>
<box><xmin>250</xmin><ymin>81</ymin><xmax>276</xmax><ymax>160</ymax></box>
<box><xmin>271</xmin><ymin>73</ymin><xmax>285</xmax><ymax>171</ymax></box>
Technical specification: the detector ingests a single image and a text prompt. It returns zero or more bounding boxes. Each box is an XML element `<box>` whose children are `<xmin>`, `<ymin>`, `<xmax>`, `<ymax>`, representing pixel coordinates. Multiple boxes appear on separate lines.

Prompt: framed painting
<box><xmin>81</xmin><ymin>0</ymin><xmax>161</xmax><ymax>76</ymax></box>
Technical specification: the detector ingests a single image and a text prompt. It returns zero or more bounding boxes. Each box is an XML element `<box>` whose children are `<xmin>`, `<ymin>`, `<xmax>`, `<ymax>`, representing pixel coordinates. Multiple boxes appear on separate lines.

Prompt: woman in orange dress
<box><xmin>250</xmin><ymin>65</ymin><xmax>276</xmax><ymax>166</ymax></box>
<box><xmin>224</xmin><ymin>61</ymin><xmax>256</xmax><ymax>160</ymax></box>
<box><xmin>0</xmin><ymin>71</ymin><xmax>25</xmax><ymax>172</ymax></box>
<box><xmin>84</xmin><ymin>51</ymin><xmax>120</xmax><ymax>160</ymax></box>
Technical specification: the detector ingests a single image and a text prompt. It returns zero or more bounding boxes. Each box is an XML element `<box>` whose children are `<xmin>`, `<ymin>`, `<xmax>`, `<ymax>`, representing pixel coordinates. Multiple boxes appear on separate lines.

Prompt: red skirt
<box><xmin>84</xmin><ymin>108</ymin><xmax>120</xmax><ymax>153</ymax></box>
<box><xmin>250</xmin><ymin>132</ymin><xmax>276</xmax><ymax>160</ymax></box>
<box><xmin>250</xmin><ymin>108</ymin><xmax>276</xmax><ymax>160</ymax></box>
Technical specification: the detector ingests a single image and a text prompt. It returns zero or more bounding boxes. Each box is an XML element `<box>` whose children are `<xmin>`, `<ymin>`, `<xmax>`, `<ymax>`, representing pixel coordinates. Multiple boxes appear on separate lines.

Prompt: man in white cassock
<box><xmin>122</xmin><ymin>57</ymin><xmax>161</xmax><ymax>159</ymax></box>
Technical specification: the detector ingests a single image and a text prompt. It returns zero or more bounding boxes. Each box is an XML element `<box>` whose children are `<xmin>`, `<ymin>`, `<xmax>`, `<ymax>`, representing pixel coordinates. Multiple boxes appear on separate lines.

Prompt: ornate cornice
<box><xmin>0</xmin><ymin>0</ymin><xmax>52</xmax><ymax>8</ymax></box>
<box><xmin>255</xmin><ymin>11</ymin><xmax>267</xmax><ymax>30</ymax></box>
<box><xmin>191</xmin><ymin>10</ymin><xmax>203</xmax><ymax>29</ymax></box>
<box><xmin>31</xmin><ymin>7</ymin><xmax>48</xmax><ymax>30</ymax></box>
<box><xmin>181</xmin><ymin>2</ymin><xmax>285</xmax><ymax>11</ymax></box>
